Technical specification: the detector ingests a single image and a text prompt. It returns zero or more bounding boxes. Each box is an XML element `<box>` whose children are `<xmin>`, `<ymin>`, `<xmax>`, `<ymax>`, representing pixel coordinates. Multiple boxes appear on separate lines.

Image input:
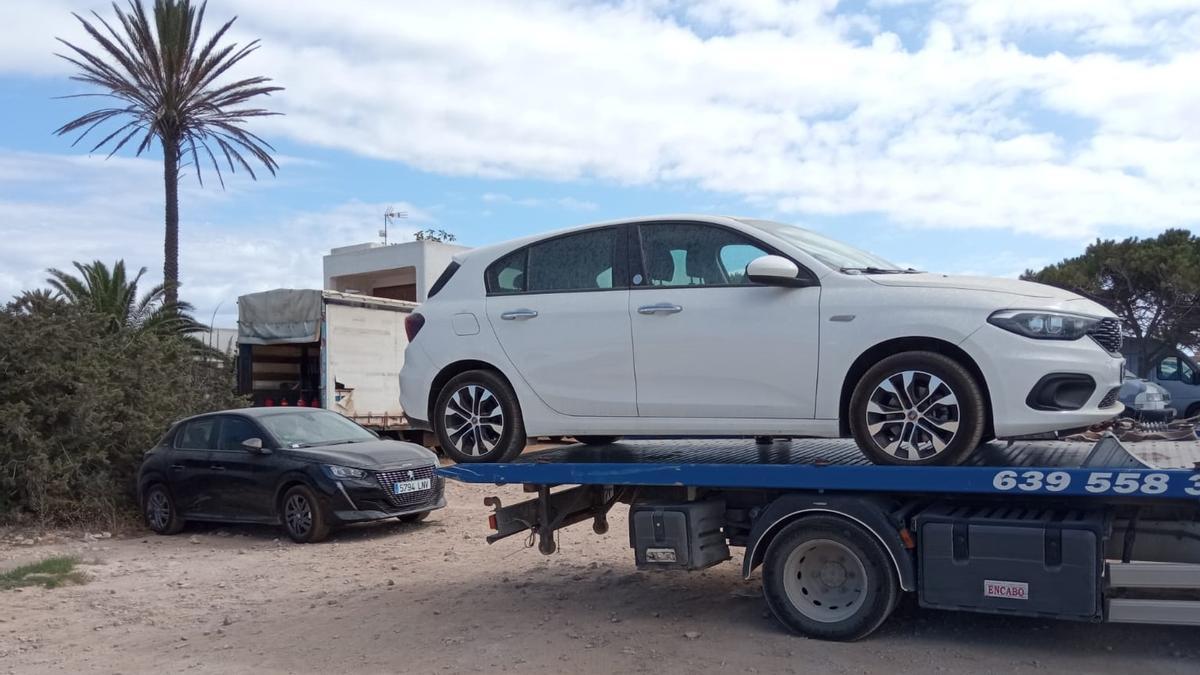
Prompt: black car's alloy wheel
<box><xmin>143</xmin><ymin>484</ymin><xmax>184</xmax><ymax>535</ymax></box>
<box><xmin>281</xmin><ymin>485</ymin><xmax>331</xmax><ymax>543</ymax></box>
<box><xmin>434</xmin><ymin>369</ymin><xmax>526</xmax><ymax>463</ymax></box>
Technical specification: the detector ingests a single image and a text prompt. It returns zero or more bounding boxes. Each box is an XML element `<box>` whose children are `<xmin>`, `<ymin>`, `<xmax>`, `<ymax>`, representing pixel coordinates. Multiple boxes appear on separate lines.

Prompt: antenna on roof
<box><xmin>381</xmin><ymin>207</ymin><xmax>408</xmax><ymax>245</ymax></box>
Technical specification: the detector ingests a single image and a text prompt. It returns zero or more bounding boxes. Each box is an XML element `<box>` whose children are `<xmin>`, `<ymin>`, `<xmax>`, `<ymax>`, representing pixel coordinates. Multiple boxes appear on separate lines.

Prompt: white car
<box><xmin>399</xmin><ymin>215</ymin><xmax>1125</xmax><ymax>465</ymax></box>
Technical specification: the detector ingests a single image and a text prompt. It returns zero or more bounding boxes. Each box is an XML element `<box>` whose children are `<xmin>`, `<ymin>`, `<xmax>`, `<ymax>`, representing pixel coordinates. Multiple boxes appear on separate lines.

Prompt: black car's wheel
<box><xmin>574</xmin><ymin>435</ymin><xmax>622</xmax><ymax>445</ymax></box>
<box><xmin>848</xmin><ymin>351</ymin><xmax>985</xmax><ymax>466</ymax></box>
<box><xmin>143</xmin><ymin>483</ymin><xmax>185</xmax><ymax>535</ymax></box>
<box><xmin>434</xmin><ymin>369</ymin><xmax>526</xmax><ymax>463</ymax></box>
<box><xmin>762</xmin><ymin>515</ymin><xmax>900</xmax><ymax>641</ymax></box>
<box><xmin>397</xmin><ymin>510</ymin><xmax>431</xmax><ymax>524</ymax></box>
<box><xmin>281</xmin><ymin>484</ymin><xmax>331</xmax><ymax>543</ymax></box>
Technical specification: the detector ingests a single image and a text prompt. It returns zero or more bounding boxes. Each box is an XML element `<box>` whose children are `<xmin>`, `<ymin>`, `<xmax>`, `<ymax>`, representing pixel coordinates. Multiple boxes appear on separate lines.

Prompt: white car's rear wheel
<box><xmin>434</xmin><ymin>370</ymin><xmax>526</xmax><ymax>463</ymax></box>
<box><xmin>849</xmin><ymin>351</ymin><xmax>985</xmax><ymax>466</ymax></box>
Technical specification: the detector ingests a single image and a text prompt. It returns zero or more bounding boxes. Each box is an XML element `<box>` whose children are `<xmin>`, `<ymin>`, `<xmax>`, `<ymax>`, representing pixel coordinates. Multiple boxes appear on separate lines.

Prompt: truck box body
<box><xmin>236</xmin><ymin>289</ymin><xmax>417</xmax><ymax>431</ymax></box>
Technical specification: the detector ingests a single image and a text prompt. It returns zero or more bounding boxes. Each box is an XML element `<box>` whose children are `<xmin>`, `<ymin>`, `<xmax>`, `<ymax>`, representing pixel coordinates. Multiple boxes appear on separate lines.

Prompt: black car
<box><xmin>137</xmin><ymin>407</ymin><xmax>446</xmax><ymax>542</ymax></box>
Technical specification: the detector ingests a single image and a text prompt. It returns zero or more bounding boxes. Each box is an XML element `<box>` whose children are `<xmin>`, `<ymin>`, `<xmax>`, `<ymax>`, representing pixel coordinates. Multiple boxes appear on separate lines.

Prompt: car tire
<box><xmin>1185</xmin><ymin>403</ymin><xmax>1200</xmax><ymax>420</ymax></box>
<box><xmin>574</xmin><ymin>435</ymin><xmax>622</xmax><ymax>445</ymax></box>
<box><xmin>762</xmin><ymin>515</ymin><xmax>900</xmax><ymax>641</ymax></box>
<box><xmin>397</xmin><ymin>510</ymin><xmax>431</xmax><ymax>524</ymax></box>
<box><xmin>434</xmin><ymin>369</ymin><xmax>526</xmax><ymax>463</ymax></box>
<box><xmin>848</xmin><ymin>351</ymin><xmax>985</xmax><ymax>466</ymax></box>
<box><xmin>143</xmin><ymin>483</ymin><xmax>185</xmax><ymax>535</ymax></box>
<box><xmin>280</xmin><ymin>484</ymin><xmax>331</xmax><ymax>543</ymax></box>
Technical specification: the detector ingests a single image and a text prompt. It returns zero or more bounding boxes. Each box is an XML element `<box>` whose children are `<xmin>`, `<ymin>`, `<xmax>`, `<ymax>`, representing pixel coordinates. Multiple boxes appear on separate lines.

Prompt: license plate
<box><xmin>394</xmin><ymin>478</ymin><xmax>431</xmax><ymax>494</ymax></box>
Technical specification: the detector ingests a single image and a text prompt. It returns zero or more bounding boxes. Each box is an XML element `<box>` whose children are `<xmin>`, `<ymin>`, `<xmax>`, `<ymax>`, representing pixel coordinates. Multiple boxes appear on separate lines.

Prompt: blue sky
<box><xmin>1</xmin><ymin>1</ymin><xmax>1198</xmax><ymax>325</ymax></box>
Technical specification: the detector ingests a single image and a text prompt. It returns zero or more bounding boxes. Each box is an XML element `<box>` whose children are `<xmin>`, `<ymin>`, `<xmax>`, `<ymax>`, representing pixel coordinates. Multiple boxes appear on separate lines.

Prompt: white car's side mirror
<box><xmin>746</xmin><ymin>255</ymin><xmax>813</xmax><ymax>287</ymax></box>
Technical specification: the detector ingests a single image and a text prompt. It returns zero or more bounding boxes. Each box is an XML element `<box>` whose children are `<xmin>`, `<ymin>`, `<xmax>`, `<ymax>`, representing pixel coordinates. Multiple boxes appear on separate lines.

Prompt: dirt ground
<box><xmin>2</xmin><ymin>468</ymin><xmax>1198</xmax><ymax>675</ymax></box>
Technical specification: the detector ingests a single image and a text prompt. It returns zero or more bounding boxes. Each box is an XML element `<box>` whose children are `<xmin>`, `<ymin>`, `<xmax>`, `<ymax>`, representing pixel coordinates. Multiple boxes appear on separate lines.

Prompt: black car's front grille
<box><xmin>374</xmin><ymin>464</ymin><xmax>443</xmax><ymax>509</ymax></box>
<box><xmin>1087</xmin><ymin>318</ymin><xmax>1123</xmax><ymax>353</ymax></box>
<box><xmin>1098</xmin><ymin>386</ymin><xmax>1122</xmax><ymax>409</ymax></box>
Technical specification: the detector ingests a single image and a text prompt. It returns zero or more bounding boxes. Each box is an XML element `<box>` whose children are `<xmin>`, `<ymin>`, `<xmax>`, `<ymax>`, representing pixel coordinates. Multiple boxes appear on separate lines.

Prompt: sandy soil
<box><xmin>1</xmin><ymin>472</ymin><xmax>1197</xmax><ymax>674</ymax></box>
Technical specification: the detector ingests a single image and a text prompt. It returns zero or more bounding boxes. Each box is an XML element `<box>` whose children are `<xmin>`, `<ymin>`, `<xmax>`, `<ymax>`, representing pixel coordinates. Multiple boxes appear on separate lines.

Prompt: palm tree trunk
<box><xmin>162</xmin><ymin>134</ymin><xmax>180</xmax><ymax>306</ymax></box>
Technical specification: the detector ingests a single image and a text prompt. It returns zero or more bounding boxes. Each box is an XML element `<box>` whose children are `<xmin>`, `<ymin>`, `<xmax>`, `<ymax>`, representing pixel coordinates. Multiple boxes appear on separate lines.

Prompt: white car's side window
<box><xmin>527</xmin><ymin>228</ymin><xmax>617</xmax><ymax>293</ymax></box>
<box><xmin>486</xmin><ymin>228</ymin><xmax>620</xmax><ymax>295</ymax></box>
<box><xmin>486</xmin><ymin>249</ymin><xmax>526</xmax><ymax>294</ymax></box>
<box><xmin>640</xmin><ymin>224</ymin><xmax>768</xmax><ymax>287</ymax></box>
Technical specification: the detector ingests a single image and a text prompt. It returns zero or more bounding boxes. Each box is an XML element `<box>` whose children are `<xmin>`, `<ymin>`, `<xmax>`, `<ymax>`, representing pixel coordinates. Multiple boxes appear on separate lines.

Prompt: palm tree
<box><xmin>46</xmin><ymin>259</ymin><xmax>203</xmax><ymax>336</ymax></box>
<box><xmin>8</xmin><ymin>289</ymin><xmax>65</xmax><ymax>316</ymax></box>
<box><xmin>54</xmin><ymin>0</ymin><xmax>282</xmax><ymax>305</ymax></box>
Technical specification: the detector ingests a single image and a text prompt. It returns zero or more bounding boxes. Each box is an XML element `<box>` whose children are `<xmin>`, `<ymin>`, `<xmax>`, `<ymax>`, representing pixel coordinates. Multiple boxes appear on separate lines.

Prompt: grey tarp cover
<box><xmin>237</xmin><ymin>289</ymin><xmax>323</xmax><ymax>345</ymax></box>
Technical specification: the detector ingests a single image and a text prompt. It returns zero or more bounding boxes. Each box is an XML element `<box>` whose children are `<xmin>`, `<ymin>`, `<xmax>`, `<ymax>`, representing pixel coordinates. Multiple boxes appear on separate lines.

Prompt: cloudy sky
<box><xmin>1</xmin><ymin>0</ymin><xmax>1198</xmax><ymax>326</ymax></box>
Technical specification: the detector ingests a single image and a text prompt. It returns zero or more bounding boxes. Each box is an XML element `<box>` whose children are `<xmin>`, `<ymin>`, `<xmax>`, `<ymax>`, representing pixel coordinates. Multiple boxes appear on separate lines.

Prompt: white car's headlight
<box><xmin>324</xmin><ymin>464</ymin><xmax>369</xmax><ymax>479</ymax></box>
<box><xmin>987</xmin><ymin>310</ymin><xmax>1100</xmax><ymax>341</ymax></box>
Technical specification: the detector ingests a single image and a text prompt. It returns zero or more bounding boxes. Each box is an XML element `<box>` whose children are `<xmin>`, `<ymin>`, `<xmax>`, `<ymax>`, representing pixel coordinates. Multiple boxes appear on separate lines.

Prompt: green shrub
<box><xmin>0</xmin><ymin>304</ymin><xmax>246</xmax><ymax>526</ymax></box>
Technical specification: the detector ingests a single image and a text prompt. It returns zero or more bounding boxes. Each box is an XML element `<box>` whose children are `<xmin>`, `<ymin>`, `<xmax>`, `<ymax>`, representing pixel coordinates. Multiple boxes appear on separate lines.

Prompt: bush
<box><xmin>0</xmin><ymin>304</ymin><xmax>245</xmax><ymax>526</ymax></box>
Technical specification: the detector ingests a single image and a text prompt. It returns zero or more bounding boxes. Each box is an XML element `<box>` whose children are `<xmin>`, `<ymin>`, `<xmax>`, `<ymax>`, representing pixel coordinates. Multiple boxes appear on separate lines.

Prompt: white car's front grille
<box><xmin>1087</xmin><ymin>318</ymin><xmax>1122</xmax><ymax>353</ymax></box>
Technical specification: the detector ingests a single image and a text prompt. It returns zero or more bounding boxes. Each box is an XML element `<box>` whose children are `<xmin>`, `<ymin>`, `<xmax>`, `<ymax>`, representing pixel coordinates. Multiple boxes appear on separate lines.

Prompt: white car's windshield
<box><xmin>738</xmin><ymin>218</ymin><xmax>907</xmax><ymax>273</ymax></box>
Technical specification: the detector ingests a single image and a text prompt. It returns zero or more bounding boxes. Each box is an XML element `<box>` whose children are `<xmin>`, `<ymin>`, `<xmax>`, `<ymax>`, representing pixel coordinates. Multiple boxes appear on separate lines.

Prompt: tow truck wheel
<box><xmin>848</xmin><ymin>351</ymin><xmax>985</xmax><ymax>466</ymax></box>
<box><xmin>434</xmin><ymin>370</ymin><xmax>527</xmax><ymax>463</ymax></box>
<box><xmin>762</xmin><ymin>515</ymin><xmax>899</xmax><ymax>641</ymax></box>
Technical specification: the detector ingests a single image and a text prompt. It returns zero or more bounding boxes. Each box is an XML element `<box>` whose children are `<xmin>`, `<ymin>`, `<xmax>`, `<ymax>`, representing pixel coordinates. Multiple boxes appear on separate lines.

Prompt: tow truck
<box><xmin>438</xmin><ymin>436</ymin><xmax>1200</xmax><ymax>641</ymax></box>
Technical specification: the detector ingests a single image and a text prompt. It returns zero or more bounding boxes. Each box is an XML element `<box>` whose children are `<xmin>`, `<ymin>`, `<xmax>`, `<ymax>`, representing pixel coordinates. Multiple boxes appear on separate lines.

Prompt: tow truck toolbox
<box><xmin>440</xmin><ymin>436</ymin><xmax>1200</xmax><ymax>641</ymax></box>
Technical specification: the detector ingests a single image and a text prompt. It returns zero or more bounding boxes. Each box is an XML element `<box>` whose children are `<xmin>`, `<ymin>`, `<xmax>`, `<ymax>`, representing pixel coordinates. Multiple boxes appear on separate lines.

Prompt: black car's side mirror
<box><xmin>242</xmin><ymin>437</ymin><xmax>270</xmax><ymax>454</ymax></box>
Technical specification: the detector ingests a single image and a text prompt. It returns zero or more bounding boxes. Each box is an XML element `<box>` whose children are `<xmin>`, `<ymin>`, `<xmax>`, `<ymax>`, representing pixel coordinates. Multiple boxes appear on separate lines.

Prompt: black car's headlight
<box><xmin>987</xmin><ymin>310</ymin><xmax>1100</xmax><ymax>340</ymax></box>
<box><xmin>324</xmin><ymin>464</ymin><xmax>369</xmax><ymax>480</ymax></box>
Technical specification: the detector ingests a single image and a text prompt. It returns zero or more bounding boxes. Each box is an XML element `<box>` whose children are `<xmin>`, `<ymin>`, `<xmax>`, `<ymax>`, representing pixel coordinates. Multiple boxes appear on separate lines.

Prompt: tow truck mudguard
<box><xmin>742</xmin><ymin>493</ymin><xmax>916</xmax><ymax>591</ymax></box>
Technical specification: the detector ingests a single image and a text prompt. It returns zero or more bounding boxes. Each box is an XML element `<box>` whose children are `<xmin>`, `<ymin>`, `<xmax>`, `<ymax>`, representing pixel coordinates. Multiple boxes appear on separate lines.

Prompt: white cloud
<box><xmin>482</xmin><ymin>192</ymin><xmax>598</xmax><ymax>211</ymax></box>
<box><xmin>930</xmin><ymin>0</ymin><xmax>1200</xmax><ymax>50</ymax></box>
<box><xmin>176</xmin><ymin>0</ymin><xmax>1195</xmax><ymax>238</ymax></box>
<box><xmin>2</xmin><ymin>0</ymin><xmax>1198</xmax><ymax>247</ymax></box>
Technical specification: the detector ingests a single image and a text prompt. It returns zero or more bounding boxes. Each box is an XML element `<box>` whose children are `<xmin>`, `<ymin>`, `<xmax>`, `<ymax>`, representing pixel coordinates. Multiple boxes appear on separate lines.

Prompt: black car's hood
<box><xmin>281</xmin><ymin>439</ymin><xmax>436</xmax><ymax>470</ymax></box>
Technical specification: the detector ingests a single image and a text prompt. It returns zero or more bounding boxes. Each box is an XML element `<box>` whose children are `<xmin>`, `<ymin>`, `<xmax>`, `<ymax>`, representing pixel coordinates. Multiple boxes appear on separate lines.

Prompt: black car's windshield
<box><xmin>257</xmin><ymin>411</ymin><xmax>377</xmax><ymax>448</ymax></box>
<box><xmin>738</xmin><ymin>218</ymin><xmax>907</xmax><ymax>273</ymax></box>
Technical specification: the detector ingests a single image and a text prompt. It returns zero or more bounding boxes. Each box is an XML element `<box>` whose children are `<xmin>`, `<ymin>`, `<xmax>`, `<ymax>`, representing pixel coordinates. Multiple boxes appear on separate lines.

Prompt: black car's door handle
<box><xmin>208</xmin><ymin>465</ymin><xmax>226</xmax><ymax>471</ymax></box>
<box><xmin>170</xmin><ymin>464</ymin><xmax>186</xmax><ymax>471</ymax></box>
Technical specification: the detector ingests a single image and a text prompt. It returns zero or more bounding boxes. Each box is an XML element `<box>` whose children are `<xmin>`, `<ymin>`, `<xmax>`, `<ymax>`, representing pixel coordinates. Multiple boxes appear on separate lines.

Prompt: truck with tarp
<box><xmin>236</xmin><ymin>289</ymin><xmax>418</xmax><ymax>436</ymax></box>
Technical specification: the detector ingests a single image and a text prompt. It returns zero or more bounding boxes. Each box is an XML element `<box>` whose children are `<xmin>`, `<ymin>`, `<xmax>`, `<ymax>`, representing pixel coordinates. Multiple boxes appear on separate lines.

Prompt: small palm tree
<box><xmin>46</xmin><ymin>260</ymin><xmax>203</xmax><ymax>336</ymax></box>
<box><xmin>8</xmin><ymin>289</ymin><xmax>65</xmax><ymax>316</ymax></box>
<box><xmin>54</xmin><ymin>0</ymin><xmax>282</xmax><ymax>305</ymax></box>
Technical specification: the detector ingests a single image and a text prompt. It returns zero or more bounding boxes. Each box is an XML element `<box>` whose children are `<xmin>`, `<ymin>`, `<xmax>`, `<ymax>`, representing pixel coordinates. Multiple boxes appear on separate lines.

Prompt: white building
<box><xmin>322</xmin><ymin>240</ymin><xmax>469</xmax><ymax>302</ymax></box>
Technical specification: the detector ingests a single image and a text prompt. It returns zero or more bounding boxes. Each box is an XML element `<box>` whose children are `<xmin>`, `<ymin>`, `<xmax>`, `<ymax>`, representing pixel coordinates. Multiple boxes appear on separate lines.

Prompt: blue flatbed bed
<box><xmin>439</xmin><ymin>437</ymin><xmax>1200</xmax><ymax>501</ymax></box>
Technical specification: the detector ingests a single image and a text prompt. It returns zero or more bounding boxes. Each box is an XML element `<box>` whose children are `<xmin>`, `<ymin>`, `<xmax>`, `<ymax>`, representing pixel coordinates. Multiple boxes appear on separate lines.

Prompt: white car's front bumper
<box><xmin>963</xmin><ymin>324</ymin><xmax>1125</xmax><ymax>438</ymax></box>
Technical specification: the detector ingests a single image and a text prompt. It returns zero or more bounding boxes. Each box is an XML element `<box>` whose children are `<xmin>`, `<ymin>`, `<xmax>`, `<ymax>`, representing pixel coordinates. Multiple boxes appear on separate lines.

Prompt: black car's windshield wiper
<box><xmin>840</xmin><ymin>266</ymin><xmax>906</xmax><ymax>275</ymax></box>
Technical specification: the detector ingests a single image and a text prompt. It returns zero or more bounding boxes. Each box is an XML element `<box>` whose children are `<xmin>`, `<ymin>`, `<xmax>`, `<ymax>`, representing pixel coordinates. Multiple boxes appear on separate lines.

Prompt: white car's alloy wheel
<box><xmin>865</xmin><ymin>370</ymin><xmax>960</xmax><ymax>461</ymax></box>
<box><xmin>443</xmin><ymin>384</ymin><xmax>506</xmax><ymax>457</ymax></box>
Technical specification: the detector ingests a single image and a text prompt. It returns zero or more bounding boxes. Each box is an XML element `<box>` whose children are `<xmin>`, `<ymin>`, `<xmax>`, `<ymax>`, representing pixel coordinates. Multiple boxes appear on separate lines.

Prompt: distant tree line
<box><xmin>1024</xmin><ymin>229</ymin><xmax>1200</xmax><ymax>374</ymax></box>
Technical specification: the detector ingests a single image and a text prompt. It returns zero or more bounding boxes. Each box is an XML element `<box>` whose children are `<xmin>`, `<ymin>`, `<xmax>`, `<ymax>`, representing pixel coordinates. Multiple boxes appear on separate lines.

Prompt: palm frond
<box><xmin>54</xmin><ymin>0</ymin><xmax>282</xmax><ymax>185</ymax></box>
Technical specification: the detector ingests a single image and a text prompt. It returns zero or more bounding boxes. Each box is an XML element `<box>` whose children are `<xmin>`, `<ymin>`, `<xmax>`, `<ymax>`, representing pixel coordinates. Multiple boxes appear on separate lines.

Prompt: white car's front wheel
<box><xmin>848</xmin><ymin>351</ymin><xmax>985</xmax><ymax>466</ymax></box>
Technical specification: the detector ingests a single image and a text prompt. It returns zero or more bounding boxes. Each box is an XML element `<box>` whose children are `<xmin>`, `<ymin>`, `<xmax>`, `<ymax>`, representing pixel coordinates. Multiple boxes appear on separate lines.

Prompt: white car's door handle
<box><xmin>500</xmin><ymin>309</ymin><xmax>539</xmax><ymax>320</ymax></box>
<box><xmin>637</xmin><ymin>303</ymin><xmax>683</xmax><ymax>315</ymax></box>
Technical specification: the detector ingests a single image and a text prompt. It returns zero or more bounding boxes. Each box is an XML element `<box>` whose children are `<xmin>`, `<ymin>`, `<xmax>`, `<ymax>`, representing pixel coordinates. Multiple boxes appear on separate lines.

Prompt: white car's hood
<box><xmin>869</xmin><ymin>273</ymin><xmax>1079</xmax><ymax>300</ymax></box>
